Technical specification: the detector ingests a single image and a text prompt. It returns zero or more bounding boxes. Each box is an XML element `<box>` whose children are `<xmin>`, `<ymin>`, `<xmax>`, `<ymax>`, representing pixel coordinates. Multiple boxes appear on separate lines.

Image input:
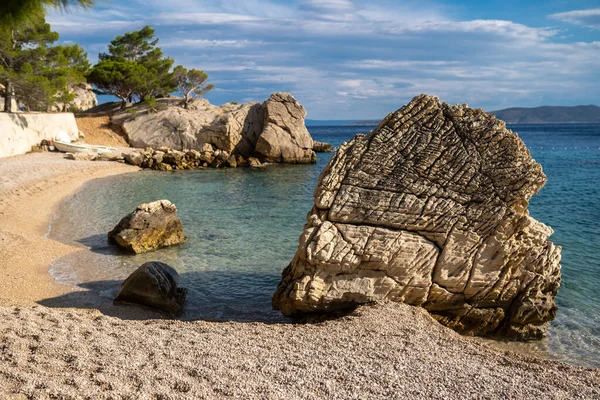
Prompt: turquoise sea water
<box><xmin>48</xmin><ymin>124</ymin><xmax>600</xmax><ymax>368</ymax></box>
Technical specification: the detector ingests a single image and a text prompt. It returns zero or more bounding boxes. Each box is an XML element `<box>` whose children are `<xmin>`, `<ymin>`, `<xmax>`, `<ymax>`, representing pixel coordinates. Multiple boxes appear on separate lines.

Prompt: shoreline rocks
<box><xmin>115</xmin><ymin>261</ymin><xmax>187</xmax><ymax>314</ymax></box>
<box><xmin>110</xmin><ymin>92</ymin><xmax>318</xmax><ymax>165</ymax></box>
<box><xmin>108</xmin><ymin>200</ymin><xmax>186</xmax><ymax>254</ymax></box>
<box><xmin>120</xmin><ymin>146</ymin><xmax>263</xmax><ymax>170</ymax></box>
<box><xmin>272</xmin><ymin>94</ymin><xmax>562</xmax><ymax>340</ymax></box>
<box><xmin>313</xmin><ymin>141</ymin><xmax>335</xmax><ymax>152</ymax></box>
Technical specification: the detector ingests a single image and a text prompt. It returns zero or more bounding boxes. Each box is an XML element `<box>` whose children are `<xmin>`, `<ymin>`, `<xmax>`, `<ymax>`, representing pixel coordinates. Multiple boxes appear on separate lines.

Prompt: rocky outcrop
<box><xmin>108</xmin><ymin>200</ymin><xmax>186</xmax><ymax>254</ymax></box>
<box><xmin>111</xmin><ymin>93</ymin><xmax>316</xmax><ymax>164</ymax></box>
<box><xmin>48</xmin><ymin>83</ymin><xmax>98</xmax><ymax>112</ymax></box>
<box><xmin>115</xmin><ymin>261</ymin><xmax>187</xmax><ymax>314</ymax></box>
<box><xmin>313</xmin><ymin>141</ymin><xmax>334</xmax><ymax>152</ymax></box>
<box><xmin>272</xmin><ymin>94</ymin><xmax>562</xmax><ymax>340</ymax></box>
<box><xmin>254</xmin><ymin>93</ymin><xmax>315</xmax><ymax>163</ymax></box>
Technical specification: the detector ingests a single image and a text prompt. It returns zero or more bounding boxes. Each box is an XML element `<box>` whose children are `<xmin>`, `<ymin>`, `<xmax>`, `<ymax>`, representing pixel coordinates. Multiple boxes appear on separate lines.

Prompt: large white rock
<box><xmin>0</xmin><ymin>113</ymin><xmax>79</xmax><ymax>158</ymax></box>
<box><xmin>273</xmin><ymin>94</ymin><xmax>562</xmax><ymax>340</ymax></box>
<box><xmin>111</xmin><ymin>93</ymin><xmax>316</xmax><ymax>164</ymax></box>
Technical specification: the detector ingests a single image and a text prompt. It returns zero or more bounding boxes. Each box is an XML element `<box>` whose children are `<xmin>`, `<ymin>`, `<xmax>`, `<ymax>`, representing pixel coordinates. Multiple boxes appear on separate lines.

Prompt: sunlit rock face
<box><xmin>273</xmin><ymin>94</ymin><xmax>561</xmax><ymax>340</ymax></box>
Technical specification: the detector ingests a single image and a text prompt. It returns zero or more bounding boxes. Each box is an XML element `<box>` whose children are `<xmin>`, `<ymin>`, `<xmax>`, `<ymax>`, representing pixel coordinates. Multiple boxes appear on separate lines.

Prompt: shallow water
<box><xmin>48</xmin><ymin>124</ymin><xmax>600</xmax><ymax>367</ymax></box>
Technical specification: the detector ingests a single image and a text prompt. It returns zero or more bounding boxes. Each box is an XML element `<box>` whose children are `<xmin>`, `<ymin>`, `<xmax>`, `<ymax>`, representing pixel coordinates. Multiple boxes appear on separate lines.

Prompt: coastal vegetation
<box><xmin>0</xmin><ymin>0</ymin><xmax>93</xmax><ymax>28</ymax></box>
<box><xmin>173</xmin><ymin>65</ymin><xmax>215</xmax><ymax>109</ymax></box>
<box><xmin>0</xmin><ymin>15</ymin><xmax>89</xmax><ymax>112</ymax></box>
<box><xmin>88</xmin><ymin>26</ymin><xmax>176</xmax><ymax>110</ymax></box>
<box><xmin>0</xmin><ymin>7</ymin><xmax>214</xmax><ymax>113</ymax></box>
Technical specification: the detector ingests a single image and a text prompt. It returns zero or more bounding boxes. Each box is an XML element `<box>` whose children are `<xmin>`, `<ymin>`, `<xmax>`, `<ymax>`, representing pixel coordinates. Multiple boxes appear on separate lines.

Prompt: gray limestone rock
<box><xmin>255</xmin><ymin>93</ymin><xmax>316</xmax><ymax>164</ymax></box>
<box><xmin>272</xmin><ymin>94</ymin><xmax>561</xmax><ymax>340</ymax></box>
<box><xmin>111</xmin><ymin>93</ymin><xmax>317</xmax><ymax>164</ymax></box>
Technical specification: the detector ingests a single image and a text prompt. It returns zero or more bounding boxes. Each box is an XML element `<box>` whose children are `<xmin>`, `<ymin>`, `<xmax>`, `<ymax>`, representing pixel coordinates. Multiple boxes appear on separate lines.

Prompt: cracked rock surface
<box><xmin>273</xmin><ymin>94</ymin><xmax>562</xmax><ymax>340</ymax></box>
<box><xmin>108</xmin><ymin>200</ymin><xmax>186</xmax><ymax>254</ymax></box>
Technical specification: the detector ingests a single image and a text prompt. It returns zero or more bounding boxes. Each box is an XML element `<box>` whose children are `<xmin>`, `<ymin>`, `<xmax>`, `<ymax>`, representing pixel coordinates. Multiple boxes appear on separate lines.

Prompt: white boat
<box><xmin>53</xmin><ymin>141</ymin><xmax>117</xmax><ymax>154</ymax></box>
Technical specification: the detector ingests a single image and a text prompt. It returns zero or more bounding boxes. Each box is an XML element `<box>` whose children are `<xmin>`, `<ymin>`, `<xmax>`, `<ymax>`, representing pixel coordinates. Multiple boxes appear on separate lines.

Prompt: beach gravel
<box><xmin>0</xmin><ymin>302</ymin><xmax>598</xmax><ymax>399</ymax></box>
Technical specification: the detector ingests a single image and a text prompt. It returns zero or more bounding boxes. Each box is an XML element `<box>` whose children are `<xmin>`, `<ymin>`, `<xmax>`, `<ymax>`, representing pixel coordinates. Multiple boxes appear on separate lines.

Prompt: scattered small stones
<box><xmin>120</xmin><ymin>145</ymin><xmax>254</xmax><ymax>170</ymax></box>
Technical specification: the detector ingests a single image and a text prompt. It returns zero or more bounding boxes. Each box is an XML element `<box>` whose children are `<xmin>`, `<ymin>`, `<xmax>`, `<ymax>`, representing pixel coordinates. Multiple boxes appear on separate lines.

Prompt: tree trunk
<box><xmin>4</xmin><ymin>79</ymin><xmax>14</xmax><ymax>113</ymax></box>
<box><xmin>120</xmin><ymin>98</ymin><xmax>127</xmax><ymax>110</ymax></box>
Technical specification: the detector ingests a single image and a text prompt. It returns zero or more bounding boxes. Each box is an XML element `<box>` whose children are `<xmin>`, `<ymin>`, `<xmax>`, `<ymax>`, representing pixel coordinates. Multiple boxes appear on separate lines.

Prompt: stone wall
<box><xmin>0</xmin><ymin>113</ymin><xmax>79</xmax><ymax>158</ymax></box>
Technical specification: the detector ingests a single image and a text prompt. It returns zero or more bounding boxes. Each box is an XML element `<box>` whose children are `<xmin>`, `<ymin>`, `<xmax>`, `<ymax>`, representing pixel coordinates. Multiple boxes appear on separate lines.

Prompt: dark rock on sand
<box><xmin>114</xmin><ymin>261</ymin><xmax>187</xmax><ymax>313</ymax></box>
<box><xmin>108</xmin><ymin>200</ymin><xmax>186</xmax><ymax>254</ymax></box>
<box><xmin>273</xmin><ymin>94</ymin><xmax>562</xmax><ymax>340</ymax></box>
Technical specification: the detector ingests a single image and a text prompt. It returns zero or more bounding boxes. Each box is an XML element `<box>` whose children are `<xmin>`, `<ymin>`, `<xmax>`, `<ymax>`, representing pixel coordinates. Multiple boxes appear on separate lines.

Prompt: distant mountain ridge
<box><xmin>341</xmin><ymin>105</ymin><xmax>600</xmax><ymax>126</ymax></box>
<box><xmin>347</xmin><ymin>120</ymin><xmax>380</xmax><ymax>126</ymax></box>
<box><xmin>491</xmin><ymin>105</ymin><xmax>600</xmax><ymax>124</ymax></box>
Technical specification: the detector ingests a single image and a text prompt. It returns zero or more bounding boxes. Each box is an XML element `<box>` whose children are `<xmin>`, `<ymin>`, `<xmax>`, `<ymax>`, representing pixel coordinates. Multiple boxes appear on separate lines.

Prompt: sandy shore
<box><xmin>0</xmin><ymin>152</ymin><xmax>598</xmax><ymax>399</ymax></box>
<box><xmin>0</xmin><ymin>152</ymin><xmax>137</xmax><ymax>306</ymax></box>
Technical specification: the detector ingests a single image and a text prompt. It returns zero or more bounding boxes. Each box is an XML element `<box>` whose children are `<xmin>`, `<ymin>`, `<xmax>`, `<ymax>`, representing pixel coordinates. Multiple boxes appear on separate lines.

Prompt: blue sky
<box><xmin>48</xmin><ymin>0</ymin><xmax>600</xmax><ymax>119</ymax></box>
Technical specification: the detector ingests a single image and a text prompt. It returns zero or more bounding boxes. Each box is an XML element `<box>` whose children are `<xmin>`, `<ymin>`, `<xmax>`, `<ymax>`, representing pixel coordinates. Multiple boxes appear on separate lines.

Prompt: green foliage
<box><xmin>91</xmin><ymin>26</ymin><xmax>175</xmax><ymax>104</ymax></box>
<box><xmin>87</xmin><ymin>59</ymin><xmax>147</xmax><ymax>109</ymax></box>
<box><xmin>173</xmin><ymin>65</ymin><xmax>214</xmax><ymax>109</ymax></box>
<box><xmin>0</xmin><ymin>15</ymin><xmax>90</xmax><ymax>111</ymax></box>
<box><xmin>0</xmin><ymin>0</ymin><xmax>94</xmax><ymax>31</ymax></box>
<box><xmin>141</xmin><ymin>96</ymin><xmax>167</xmax><ymax>113</ymax></box>
<box><xmin>100</xmin><ymin>25</ymin><xmax>158</xmax><ymax>62</ymax></box>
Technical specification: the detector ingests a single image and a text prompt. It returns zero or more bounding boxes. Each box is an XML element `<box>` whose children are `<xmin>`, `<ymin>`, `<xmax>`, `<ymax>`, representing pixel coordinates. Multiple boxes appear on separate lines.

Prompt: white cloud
<box><xmin>46</xmin><ymin>0</ymin><xmax>600</xmax><ymax>119</ymax></box>
<box><xmin>549</xmin><ymin>8</ymin><xmax>600</xmax><ymax>30</ymax></box>
<box><xmin>162</xmin><ymin>39</ymin><xmax>268</xmax><ymax>49</ymax></box>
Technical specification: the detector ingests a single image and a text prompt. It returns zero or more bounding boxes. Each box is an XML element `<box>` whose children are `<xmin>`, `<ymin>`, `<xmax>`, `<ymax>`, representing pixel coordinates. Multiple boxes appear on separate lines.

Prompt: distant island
<box><xmin>491</xmin><ymin>105</ymin><xmax>600</xmax><ymax>124</ymax></box>
<box><xmin>347</xmin><ymin>120</ymin><xmax>381</xmax><ymax>126</ymax></box>
<box><xmin>341</xmin><ymin>105</ymin><xmax>600</xmax><ymax>126</ymax></box>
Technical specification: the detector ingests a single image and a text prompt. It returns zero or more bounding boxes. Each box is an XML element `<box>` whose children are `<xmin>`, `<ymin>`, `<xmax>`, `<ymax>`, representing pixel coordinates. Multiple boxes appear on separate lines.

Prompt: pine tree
<box><xmin>0</xmin><ymin>15</ymin><xmax>89</xmax><ymax>112</ymax></box>
<box><xmin>89</xmin><ymin>26</ymin><xmax>175</xmax><ymax>106</ymax></box>
<box><xmin>87</xmin><ymin>60</ymin><xmax>147</xmax><ymax>110</ymax></box>
<box><xmin>0</xmin><ymin>0</ymin><xmax>94</xmax><ymax>29</ymax></box>
<box><xmin>173</xmin><ymin>65</ymin><xmax>214</xmax><ymax>109</ymax></box>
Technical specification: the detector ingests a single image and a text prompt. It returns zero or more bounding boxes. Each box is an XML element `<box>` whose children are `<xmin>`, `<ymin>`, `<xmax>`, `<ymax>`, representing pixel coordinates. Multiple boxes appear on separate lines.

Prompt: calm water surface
<box><xmin>48</xmin><ymin>124</ymin><xmax>600</xmax><ymax>368</ymax></box>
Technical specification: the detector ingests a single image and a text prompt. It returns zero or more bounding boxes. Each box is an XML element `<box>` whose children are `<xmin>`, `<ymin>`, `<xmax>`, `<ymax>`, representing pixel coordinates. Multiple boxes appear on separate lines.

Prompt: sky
<box><xmin>48</xmin><ymin>0</ymin><xmax>600</xmax><ymax>120</ymax></box>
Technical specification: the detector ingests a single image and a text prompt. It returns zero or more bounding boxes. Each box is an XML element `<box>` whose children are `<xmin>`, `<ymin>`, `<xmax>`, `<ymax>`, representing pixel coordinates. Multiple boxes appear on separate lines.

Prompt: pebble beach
<box><xmin>0</xmin><ymin>152</ymin><xmax>598</xmax><ymax>399</ymax></box>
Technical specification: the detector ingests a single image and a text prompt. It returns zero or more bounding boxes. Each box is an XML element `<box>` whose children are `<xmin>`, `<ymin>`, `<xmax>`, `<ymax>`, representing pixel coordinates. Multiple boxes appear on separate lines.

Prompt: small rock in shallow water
<box><xmin>313</xmin><ymin>141</ymin><xmax>334</xmax><ymax>152</ymax></box>
<box><xmin>115</xmin><ymin>261</ymin><xmax>187</xmax><ymax>314</ymax></box>
<box><xmin>108</xmin><ymin>200</ymin><xmax>186</xmax><ymax>254</ymax></box>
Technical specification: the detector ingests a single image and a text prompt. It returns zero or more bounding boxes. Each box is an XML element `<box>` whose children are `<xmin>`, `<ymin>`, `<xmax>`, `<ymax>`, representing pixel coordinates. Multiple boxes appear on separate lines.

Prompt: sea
<box><xmin>47</xmin><ymin>123</ymin><xmax>600</xmax><ymax>368</ymax></box>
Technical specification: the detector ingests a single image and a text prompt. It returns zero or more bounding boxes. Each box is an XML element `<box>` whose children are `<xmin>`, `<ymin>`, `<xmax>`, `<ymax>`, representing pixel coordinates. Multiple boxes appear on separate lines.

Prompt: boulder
<box><xmin>110</xmin><ymin>93</ymin><xmax>317</xmax><ymax>165</ymax></box>
<box><xmin>124</xmin><ymin>151</ymin><xmax>144</xmax><ymax>166</ymax></box>
<box><xmin>313</xmin><ymin>141</ymin><xmax>334</xmax><ymax>152</ymax></box>
<box><xmin>49</xmin><ymin>83</ymin><xmax>98</xmax><ymax>112</ymax></box>
<box><xmin>248</xmin><ymin>157</ymin><xmax>262</xmax><ymax>168</ymax></box>
<box><xmin>115</xmin><ymin>261</ymin><xmax>187</xmax><ymax>314</ymax></box>
<box><xmin>255</xmin><ymin>93</ymin><xmax>316</xmax><ymax>163</ymax></box>
<box><xmin>65</xmin><ymin>152</ymin><xmax>97</xmax><ymax>161</ymax></box>
<box><xmin>108</xmin><ymin>200</ymin><xmax>186</xmax><ymax>254</ymax></box>
<box><xmin>272</xmin><ymin>94</ymin><xmax>562</xmax><ymax>340</ymax></box>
